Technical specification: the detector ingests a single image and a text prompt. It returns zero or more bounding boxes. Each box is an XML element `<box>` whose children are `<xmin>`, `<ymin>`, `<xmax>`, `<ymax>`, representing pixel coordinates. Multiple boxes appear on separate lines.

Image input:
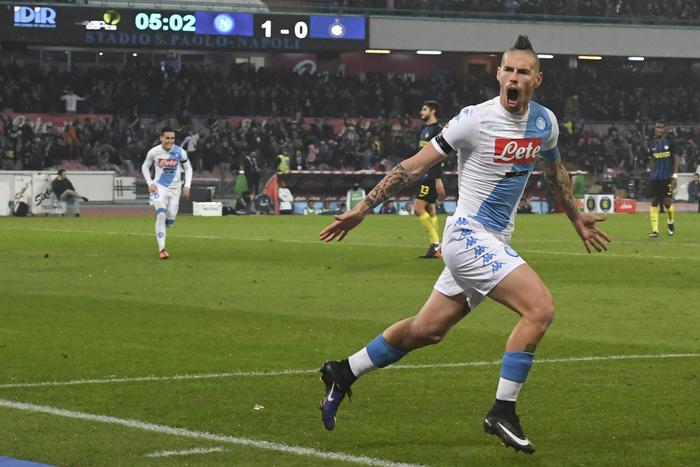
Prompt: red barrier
<box><xmin>615</xmin><ymin>198</ymin><xmax>636</xmax><ymax>213</ymax></box>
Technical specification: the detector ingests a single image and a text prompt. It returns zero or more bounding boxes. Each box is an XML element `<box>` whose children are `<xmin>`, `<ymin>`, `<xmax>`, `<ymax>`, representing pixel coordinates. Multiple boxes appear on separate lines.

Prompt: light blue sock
<box><xmin>496</xmin><ymin>351</ymin><xmax>535</xmax><ymax>401</ymax></box>
<box><xmin>365</xmin><ymin>334</ymin><xmax>406</xmax><ymax>368</ymax></box>
<box><xmin>500</xmin><ymin>351</ymin><xmax>535</xmax><ymax>382</ymax></box>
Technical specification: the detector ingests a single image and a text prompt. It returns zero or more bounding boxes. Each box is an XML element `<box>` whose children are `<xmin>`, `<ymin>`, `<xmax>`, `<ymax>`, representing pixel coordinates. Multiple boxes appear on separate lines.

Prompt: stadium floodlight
<box><xmin>628</xmin><ymin>56</ymin><xmax>645</xmax><ymax>61</ymax></box>
<box><xmin>537</xmin><ymin>54</ymin><xmax>554</xmax><ymax>59</ymax></box>
<box><xmin>416</xmin><ymin>50</ymin><xmax>442</xmax><ymax>55</ymax></box>
<box><xmin>132</xmin><ymin>52</ymin><xmax>138</xmax><ymax>57</ymax></box>
<box><xmin>365</xmin><ymin>49</ymin><xmax>391</xmax><ymax>54</ymax></box>
<box><xmin>577</xmin><ymin>55</ymin><xmax>602</xmax><ymax>60</ymax></box>
<box><xmin>98</xmin><ymin>52</ymin><xmax>103</xmax><ymax>56</ymax></box>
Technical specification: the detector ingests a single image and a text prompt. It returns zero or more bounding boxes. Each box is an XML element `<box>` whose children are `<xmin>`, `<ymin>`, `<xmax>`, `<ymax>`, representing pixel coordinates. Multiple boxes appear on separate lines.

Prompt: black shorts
<box><xmin>650</xmin><ymin>179</ymin><xmax>673</xmax><ymax>201</ymax></box>
<box><xmin>415</xmin><ymin>181</ymin><xmax>437</xmax><ymax>203</ymax></box>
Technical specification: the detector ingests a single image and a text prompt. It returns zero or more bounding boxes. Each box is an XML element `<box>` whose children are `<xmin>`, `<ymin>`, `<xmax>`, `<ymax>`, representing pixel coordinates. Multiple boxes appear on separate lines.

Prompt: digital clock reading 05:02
<box><xmin>134</xmin><ymin>12</ymin><xmax>196</xmax><ymax>32</ymax></box>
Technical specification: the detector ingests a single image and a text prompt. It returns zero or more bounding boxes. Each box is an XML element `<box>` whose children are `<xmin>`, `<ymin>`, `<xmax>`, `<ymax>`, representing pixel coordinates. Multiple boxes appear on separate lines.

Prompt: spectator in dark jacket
<box><xmin>51</xmin><ymin>169</ymin><xmax>88</xmax><ymax>216</ymax></box>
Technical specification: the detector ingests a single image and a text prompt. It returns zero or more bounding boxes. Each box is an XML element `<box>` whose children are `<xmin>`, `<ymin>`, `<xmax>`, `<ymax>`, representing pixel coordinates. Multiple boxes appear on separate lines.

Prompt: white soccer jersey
<box><xmin>142</xmin><ymin>144</ymin><xmax>193</xmax><ymax>191</ymax></box>
<box><xmin>432</xmin><ymin>97</ymin><xmax>560</xmax><ymax>236</ymax></box>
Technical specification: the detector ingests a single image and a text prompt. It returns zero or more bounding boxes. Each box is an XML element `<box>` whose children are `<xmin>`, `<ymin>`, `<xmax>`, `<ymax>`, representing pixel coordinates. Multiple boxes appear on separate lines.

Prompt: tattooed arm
<box><xmin>543</xmin><ymin>159</ymin><xmax>612</xmax><ymax>253</ymax></box>
<box><xmin>320</xmin><ymin>144</ymin><xmax>444</xmax><ymax>242</ymax></box>
<box><xmin>542</xmin><ymin>159</ymin><xmax>580</xmax><ymax>224</ymax></box>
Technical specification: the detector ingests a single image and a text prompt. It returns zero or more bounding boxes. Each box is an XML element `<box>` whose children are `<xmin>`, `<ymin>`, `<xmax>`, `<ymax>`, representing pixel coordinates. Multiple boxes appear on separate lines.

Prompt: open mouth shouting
<box><xmin>506</xmin><ymin>86</ymin><xmax>520</xmax><ymax>109</ymax></box>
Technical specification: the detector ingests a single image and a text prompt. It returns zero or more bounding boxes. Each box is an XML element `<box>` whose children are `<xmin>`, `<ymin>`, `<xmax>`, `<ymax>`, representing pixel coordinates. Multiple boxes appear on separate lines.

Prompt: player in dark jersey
<box><xmin>648</xmin><ymin>121</ymin><xmax>679</xmax><ymax>237</ymax></box>
<box><xmin>414</xmin><ymin>101</ymin><xmax>445</xmax><ymax>258</ymax></box>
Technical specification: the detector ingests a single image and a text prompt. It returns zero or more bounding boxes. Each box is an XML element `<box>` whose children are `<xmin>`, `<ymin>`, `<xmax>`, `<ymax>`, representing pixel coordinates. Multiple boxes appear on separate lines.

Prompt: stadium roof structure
<box><xmin>83</xmin><ymin>0</ymin><xmax>269</xmax><ymax>12</ymax></box>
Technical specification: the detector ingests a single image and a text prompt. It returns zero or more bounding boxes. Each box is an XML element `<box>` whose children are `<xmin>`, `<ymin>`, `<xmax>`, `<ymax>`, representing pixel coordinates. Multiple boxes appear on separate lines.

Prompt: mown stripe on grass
<box><xmin>4</xmin><ymin>227</ymin><xmax>700</xmax><ymax>261</ymax></box>
<box><xmin>0</xmin><ymin>353</ymin><xmax>696</xmax><ymax>390</ymax></box>
<box><xmin>0</xmin><ymin>399</ymin><xmax>425</xmax><ymax>467</ymax></box>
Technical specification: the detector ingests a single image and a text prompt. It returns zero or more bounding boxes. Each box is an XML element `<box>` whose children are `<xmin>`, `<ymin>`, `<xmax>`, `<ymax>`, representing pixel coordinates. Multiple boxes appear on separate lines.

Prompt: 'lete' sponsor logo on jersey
<box><xmin>157</xmin><ymin>158</ymin><xmax>179</xmax><ymax>168</ymax></box>
<box><xmin>494</xmin><ymin>138</ymin><xmax>541</xmax><ymax>164</ymax></box>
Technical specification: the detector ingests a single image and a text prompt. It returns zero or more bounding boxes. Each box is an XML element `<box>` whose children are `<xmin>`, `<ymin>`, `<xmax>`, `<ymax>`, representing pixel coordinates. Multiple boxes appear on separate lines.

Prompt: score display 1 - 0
<box><xmin>260</xmin><ymin>19</ymin><xmax>308</xmax><ymax>39</ymax></box>
<box><xmin>1</xmin><ymin>5</ymin><xmax>368</xmax><ymax>51</ymax></box>
<box><xmin>132</xmin><ymin>11</ymin><xmax>363</xmax><ymax>41</ymax></box>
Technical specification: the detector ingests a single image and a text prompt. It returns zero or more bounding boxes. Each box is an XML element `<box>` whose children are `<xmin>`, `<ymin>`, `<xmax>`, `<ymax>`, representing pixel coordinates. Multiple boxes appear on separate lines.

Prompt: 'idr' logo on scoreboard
<box><xmin>157</xmin><ymin>158</ymin><xmax>179</xmax><ymax>168</ymax></box>
<box><xmin>494</xmin><ymin>138</ymin><xmax>541</xmax><ymax>164</ymax></box>
<box><xmin>14</xmin><ymin>6</ymin><xmax>56</xmax><ymax>28</ymax></box>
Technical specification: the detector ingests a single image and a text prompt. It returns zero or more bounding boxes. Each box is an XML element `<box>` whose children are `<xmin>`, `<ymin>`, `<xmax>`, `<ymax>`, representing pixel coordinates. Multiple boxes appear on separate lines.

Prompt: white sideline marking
<box><xmin>5</xmin><ymin>227</ymin><xmax>700</xmax><ymax>261</ymax></box>
<box><xmin>0</xmin><ymin>369</ymin><xmax>314</xmax><ymax>389</ymax></box>
<box><xmin>144</xmin><ymin>446</ymin><xmax>226</xmax><ymax>458</ymax></box>
<box><xmin>0</xmin><ymin>399</ymin><xmax>424</xmax><ymax>467</ymax></box>
<box><xmin>0</xmin><ymin>353</ymin><xmax>696</xmax><ymax>390</ymax></box>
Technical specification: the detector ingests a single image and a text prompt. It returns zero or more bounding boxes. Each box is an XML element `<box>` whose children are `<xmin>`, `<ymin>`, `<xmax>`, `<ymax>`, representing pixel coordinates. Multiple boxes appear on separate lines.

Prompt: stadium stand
<box><xmin>1</xmin><ymin>60</ymin><xmax>697</xmax><ymax>121</ymax></box>
<box><xmin>0</xmin><ymin>1</ymin><xmax>697</xmax><ymax>205</ymax></box>
<box><xmin>272</xmin><ymin>0</ymin><xmax>699</xmax><ymax>21</ymax></box>
<box><xmin>2</xmin><ymin>98</ymin><xmax>697</xmax><ymax>182</ymax></box>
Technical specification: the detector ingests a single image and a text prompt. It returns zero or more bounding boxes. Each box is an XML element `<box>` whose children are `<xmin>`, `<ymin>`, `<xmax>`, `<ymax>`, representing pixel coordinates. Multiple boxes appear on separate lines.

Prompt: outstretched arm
<box><xmin>542</xmin><ymin>159</ymin><xmax>612</xmax><ymax>253</ymax></box>
<box><xmin>320</xmin><ymin>144</ymin><xmax>444</xmax><ymax>242</ymax></box>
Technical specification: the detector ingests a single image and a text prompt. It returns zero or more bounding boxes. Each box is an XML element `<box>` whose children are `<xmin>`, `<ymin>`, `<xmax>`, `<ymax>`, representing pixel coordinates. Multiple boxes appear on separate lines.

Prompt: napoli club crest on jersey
<box><xmin>535</xmin><ymin>116</ymin><xmax>547</xmax><ymax>130</ymax></box>
<box><xmin>494</xmin><ymin>138</ymin><xmax>542</xmax><ymax>164</ymax></box>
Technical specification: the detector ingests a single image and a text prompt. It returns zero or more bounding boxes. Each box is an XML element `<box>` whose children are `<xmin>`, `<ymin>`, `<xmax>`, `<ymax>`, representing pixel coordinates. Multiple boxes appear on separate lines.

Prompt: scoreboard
<box><xmin>1</xmin><ymin>4</ymin><xmax>368</xmax><ymax>52</ymax></box>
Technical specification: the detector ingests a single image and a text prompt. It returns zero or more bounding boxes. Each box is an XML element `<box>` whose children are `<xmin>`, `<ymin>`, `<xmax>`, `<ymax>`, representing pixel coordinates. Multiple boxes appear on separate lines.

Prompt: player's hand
<box><xmin>148</xmin><ymin>184</ymin><xmax>158</xmax><ymax>193</ymax></box>
<box><xmin>319</xmin><ymin>208</ymin><xmax>367</xmax><ymax>242</ymax></box>
<box><xmin>183</xmin><ymin>187</ymin><xmax>190</xmax><ymax>199</ymax></box>
<box><xmin>436</xmin><ymin>182</ymin><xmax>446</xmax><ymax>201</ymax></box>
<box><xmin>574</xmin><ymin>213</ymin><xmax>612</xmax><ymax>253</ymax></box>
<box><xmin>671</xmin><ymin>178</ymin><xmax>677</xmax><ymax>190</ymax></box>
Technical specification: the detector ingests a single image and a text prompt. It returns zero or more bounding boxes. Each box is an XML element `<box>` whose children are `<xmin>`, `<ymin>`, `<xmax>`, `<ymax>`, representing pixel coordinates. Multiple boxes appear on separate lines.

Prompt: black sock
<box><xmin>338</xmin><ymin>359</ymin><xmax>357</xmax><ymax>387</ymax></box>
<box><xmin>491</xmin><ymin>399</ymin><xmax>516</xmax><ymax>415</ymax></box>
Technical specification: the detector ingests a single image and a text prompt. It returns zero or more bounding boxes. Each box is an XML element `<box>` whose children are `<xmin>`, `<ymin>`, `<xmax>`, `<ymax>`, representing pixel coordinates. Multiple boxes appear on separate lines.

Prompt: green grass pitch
<box><xmin>0</xmin><ymin>213</ymin><xmax>698</xmax><ymax>466</ymax></box>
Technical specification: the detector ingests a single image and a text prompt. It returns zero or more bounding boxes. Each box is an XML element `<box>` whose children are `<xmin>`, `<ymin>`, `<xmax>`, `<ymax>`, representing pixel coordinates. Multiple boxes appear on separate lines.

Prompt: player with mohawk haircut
<box><xmin>317</xmin><ymin>35</ymin><xmax>611</xmax><ymax>454</ymax></box>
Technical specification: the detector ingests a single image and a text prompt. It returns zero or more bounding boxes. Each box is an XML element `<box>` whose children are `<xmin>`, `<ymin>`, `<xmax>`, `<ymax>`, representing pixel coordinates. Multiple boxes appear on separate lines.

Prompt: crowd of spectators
<box><xmin>1</xmin><ymin>60</ymin><xmax>698</xmax><ymax>123</ymax></box>
<box><xmin>2</xmin><ymin>107</ymin><xmax>697</xmax><ymax>186</ymax></box>
<box><xmin>1</xmin><ymin>61</ymin><xmax>698</xmax><ymax>187</ymax></box>
<box><xmin>322</xmin><ymin>0</ymin><xmax>699</xmax><ymax>20</ymax></box>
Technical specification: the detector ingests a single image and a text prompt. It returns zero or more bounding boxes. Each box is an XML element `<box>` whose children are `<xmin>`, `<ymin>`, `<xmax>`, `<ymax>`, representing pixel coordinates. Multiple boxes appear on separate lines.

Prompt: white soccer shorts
<box><xmin>149</xmin><ymin>185</ymin><xmax>180</xmax><ymax>221</ymax></box>
<box><xmin>434</xmin><ymin>214</ymin><xmax>526</xmax><ymax>311</ymax></box>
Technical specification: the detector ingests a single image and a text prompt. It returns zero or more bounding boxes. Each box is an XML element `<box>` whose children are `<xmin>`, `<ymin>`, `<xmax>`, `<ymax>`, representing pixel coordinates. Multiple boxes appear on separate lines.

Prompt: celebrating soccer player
<box><xmin>318</xmin><ymin>35</ymin><xmax>611</xmax><ymax>454</ymax></box>
<box><xmin>141</xmin><ymin>127</ymin><xmax>192</xmax><ymax>259</ymax></box>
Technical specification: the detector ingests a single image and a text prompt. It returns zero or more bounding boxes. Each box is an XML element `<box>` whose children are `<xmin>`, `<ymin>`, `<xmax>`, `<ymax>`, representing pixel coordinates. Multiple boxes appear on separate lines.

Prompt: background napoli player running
<box><xmin>414</xmin><ymin>101</ymin><xmax>446</xmax><ymax>259</ymax></box>
<box><xmin>141</xmin><ymin>127</ymin><xmax>192</xmax><ymax>259</ymax></box>
<box><xmin>317</xmin><ymin>36</ymin><xmax>611</xmax><ymax>454</ymax></box>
